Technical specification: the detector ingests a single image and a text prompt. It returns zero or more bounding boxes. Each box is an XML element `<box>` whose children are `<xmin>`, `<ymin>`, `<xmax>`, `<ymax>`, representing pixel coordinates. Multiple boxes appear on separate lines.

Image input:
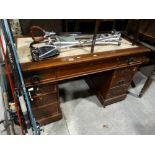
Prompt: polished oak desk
<box><xmin>17</xmin><ymin>36</ymin><xmax>150</xmax><ymax>125</ymax></box>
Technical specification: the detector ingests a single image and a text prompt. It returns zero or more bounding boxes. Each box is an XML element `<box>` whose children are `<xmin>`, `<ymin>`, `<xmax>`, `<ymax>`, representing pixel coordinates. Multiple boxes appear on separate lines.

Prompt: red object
<box><xmin>30</xmin><ymin>26</ymin><xmax>44</xmax><ymax>42</ymax></box>
<box><xmin>0</xmin><ymin>36</ymin><xmax>25</xmax><ymax>135</ymax></box>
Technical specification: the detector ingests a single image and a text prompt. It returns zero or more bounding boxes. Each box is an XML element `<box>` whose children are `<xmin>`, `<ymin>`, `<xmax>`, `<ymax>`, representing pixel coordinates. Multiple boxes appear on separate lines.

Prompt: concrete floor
<box><xmin>0</xmin><ymin>65</ymin><xmax>155</xmax><ymax>135</ymax></box>
<box><xmin>0</xmin><ymin>87</ymin><xmax>7</xmax><ymax>135</ymax></box>
<box><xmin>42</xmin><ymin>65</ymin><xmax>155</xmax><ymax>135</ymax></box>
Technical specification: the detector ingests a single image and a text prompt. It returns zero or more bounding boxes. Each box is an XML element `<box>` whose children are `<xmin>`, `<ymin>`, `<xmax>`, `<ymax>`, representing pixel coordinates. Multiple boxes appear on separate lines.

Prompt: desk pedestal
<box><xmin>29</xmin><ymin>82</ymin><xmax>62</xmax><ymax>125</ymax></box>
<box><xmin>86</xmin><ymin>66</ymin><xmax>138</xmax><ymax>106</ymax></box>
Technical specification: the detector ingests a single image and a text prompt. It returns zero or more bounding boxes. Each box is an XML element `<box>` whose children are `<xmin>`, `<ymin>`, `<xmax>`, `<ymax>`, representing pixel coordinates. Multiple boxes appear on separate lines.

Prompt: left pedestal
<box><xmin>28</xmin><ymin>82</ymin><xmax>62</xmax><ymax>125</ymax></box>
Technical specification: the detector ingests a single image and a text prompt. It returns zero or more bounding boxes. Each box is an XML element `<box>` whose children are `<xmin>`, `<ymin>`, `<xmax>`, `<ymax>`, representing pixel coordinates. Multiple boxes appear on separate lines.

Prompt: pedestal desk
<box><xmin>16</xmin><ymin>36</ymin><xmax>151</xmax><ymax>125</ymax></box>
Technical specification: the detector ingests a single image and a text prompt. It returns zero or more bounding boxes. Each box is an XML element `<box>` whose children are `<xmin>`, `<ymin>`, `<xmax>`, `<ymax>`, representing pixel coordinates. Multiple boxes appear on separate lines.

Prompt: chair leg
<box><xmin>139</xmin><ymin>76</ymin><xmax>153</xmax><ymax>97</ymax></box>
<box><xmin>139</xmin><ymin>66</ymin><xmax>155</xmax><ymax>97</ymax></box>
<box><xmin>131</xmin><ymin>80</ymin><xmax>136</xmax><ymax>88</ymax></box>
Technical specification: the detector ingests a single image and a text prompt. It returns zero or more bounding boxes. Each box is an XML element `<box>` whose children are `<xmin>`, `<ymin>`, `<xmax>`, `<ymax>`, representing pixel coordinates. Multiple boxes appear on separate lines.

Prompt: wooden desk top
<box><xmin>16</xmin><ymin>36</ymin><xmax>151</xmax><ymax>72</ymax></box>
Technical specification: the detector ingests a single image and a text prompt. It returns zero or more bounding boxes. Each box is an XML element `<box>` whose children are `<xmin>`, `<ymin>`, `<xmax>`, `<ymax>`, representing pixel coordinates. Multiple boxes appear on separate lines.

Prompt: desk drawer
<box><xmin>110</xmin><ymin>66</ymin><xmax>137</xmax><ymax>87</ymax></box>
<box><xmin>24</xmin><ymin>69</ymin><xmax>56</xmax><ymax>87</ymax></box>
<box><xmin>106</xmin><ymin>84</ymin><xmax>129</xmax><ymax>99</ymax></box>
<box><xmin>56</xmin><ymin>58</ymin><xmax>117</xmax><ymax>80</ymax></box>
<box><xmin>31</xmin><ymin>93</ymin><xmax>58</xmax><ymax>109</ymax></box>
<box><xmin>30</xmin><ymin>82</ymin><xmax>57</xmax><ymax>95</ymax></box>
<box><xmin>32</xmin><ymin>103</ymin><xmax>59</xmax><ymax>120</ymax></box>
<box><xmin>118</xmin><ymin>54</ymin><xmax>145</xmax><ymax>66</ymax></box>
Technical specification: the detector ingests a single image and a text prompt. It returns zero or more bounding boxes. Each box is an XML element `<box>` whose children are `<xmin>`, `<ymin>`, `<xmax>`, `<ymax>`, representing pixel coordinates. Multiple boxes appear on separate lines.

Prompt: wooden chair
<box><xmin>126</xmin><ymin>20</ymin><xmax>155</xmax><ymax>97</ymax></box>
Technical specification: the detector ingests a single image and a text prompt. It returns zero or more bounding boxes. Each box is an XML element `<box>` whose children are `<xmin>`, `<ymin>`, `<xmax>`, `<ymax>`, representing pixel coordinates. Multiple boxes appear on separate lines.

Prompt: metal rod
<box><xmin>2</xmin><ymin>19</ymin><xmax>39</xmax><ymax>135</ymax></box>
<box><xmin>91</xmin><ymin>20</ymin><xmax>100</xmax><ymax>53</ymax></box>
<box><xmin>0</xmin><ymin>36</ymin><xmax>24</xmax><ymax>135</ymax></box>
<box><xmin>133</xmin><ymin>20</ymin><xmax>141</xmax><ymax>45</ymax></box>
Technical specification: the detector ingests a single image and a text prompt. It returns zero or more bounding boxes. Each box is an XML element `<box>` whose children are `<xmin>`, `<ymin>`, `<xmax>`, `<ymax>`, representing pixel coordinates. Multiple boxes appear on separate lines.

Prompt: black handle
<box><xmin>31</xmin><ymin>75</ymin><xmax>41</xmax><ymax>85</ymax></box>
<box><xmin>128</xmin><ymin>57</ymin><xmax>134</xmax><ymax>64</ymax></box>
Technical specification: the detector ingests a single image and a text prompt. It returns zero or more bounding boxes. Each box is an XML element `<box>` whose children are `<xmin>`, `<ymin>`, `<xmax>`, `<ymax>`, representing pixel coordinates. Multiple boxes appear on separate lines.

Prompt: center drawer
<box><xmin>56</xmin><ymin>58</ymin><xmax>118</xmax><ymax>80</ymax></box>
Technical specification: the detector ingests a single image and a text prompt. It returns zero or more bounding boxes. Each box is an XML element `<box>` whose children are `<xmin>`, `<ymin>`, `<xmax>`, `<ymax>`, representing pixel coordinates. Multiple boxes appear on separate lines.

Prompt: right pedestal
<box><xmin>86</xmin><ymin>66</ymin><xmax>138</xmax><ymax>107</ymax></box>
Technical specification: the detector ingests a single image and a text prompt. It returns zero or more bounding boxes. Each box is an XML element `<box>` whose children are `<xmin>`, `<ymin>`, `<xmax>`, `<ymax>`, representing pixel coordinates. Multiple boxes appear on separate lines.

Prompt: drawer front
<box><xmin>24</xmin><ymin>69</ymin><xmax>56</xmax><ymax>87</ymax></box>
<box><xmin>30</xmin><ymin>82</ymin><xmax>57</xmax><ymax>95</ymax></box>
<box><xmin>118</xmin><ymin>54</ymin><xmax>144</xmax><ymax>66</ymax></box>
<box><xmin>32</xmin><ymin>103</ymin><xmax>59</xmax><ymax>120</ymax></box>
<box><xmin>106</xmin><ymin>84</ymin><xmax>129</xmax><ymax>98</ymax></box>
<box><xmin>37</xmin><ymin>113</ymin><xmax>62</xmax><ymax>125</ymax></box>
<box><xmin>110</xmin><ymin>66</ymin><xmax>137</xmax><ymax>87</ymax></box>
<box><xmin>31</xmin><ymin>93</ymin><xmax>58</xmax><ymax>109</ymax></box>
<box><xmin>56</xmin><ymin>58</ymin><xmax>118</xmax><ymax>80</ymax></box>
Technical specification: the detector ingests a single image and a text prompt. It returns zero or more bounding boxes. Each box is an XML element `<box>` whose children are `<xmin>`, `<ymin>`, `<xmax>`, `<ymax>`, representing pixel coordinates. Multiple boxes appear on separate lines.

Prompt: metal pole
<box><xmin>2</xmin><ymin>19</ymin><xmax>39</xmax><ymax>135</ymax></box>
<box><xmin>91</xmin><ymin>20</ymin><xmax>100</xmax><ymax>53</ymax></box>
<box><xmin>0</xmin><ymin>36</ymin><xmax>25</xmax><ymax>135</ymax></box>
